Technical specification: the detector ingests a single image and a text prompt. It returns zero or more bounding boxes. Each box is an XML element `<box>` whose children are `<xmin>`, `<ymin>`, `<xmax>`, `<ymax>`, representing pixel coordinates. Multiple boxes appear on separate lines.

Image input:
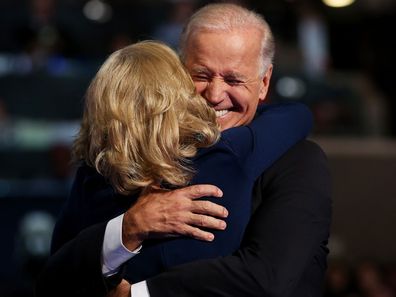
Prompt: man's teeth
<box><xmin>215</xmin><ymin>109</ymin><xmax>229</xmax><ymax>117</ymax></box>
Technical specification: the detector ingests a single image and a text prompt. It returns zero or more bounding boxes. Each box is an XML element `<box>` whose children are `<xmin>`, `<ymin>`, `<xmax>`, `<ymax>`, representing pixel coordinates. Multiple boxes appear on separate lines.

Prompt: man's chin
<box><xmin>217</xmin><ymin>116</ymin><xmax>239</xmax><ymax>131</ymax></box>
<box><xmin>218</xmin><ymin>115</ymin><xmax>253</xmax><ymax>131</ymax></box>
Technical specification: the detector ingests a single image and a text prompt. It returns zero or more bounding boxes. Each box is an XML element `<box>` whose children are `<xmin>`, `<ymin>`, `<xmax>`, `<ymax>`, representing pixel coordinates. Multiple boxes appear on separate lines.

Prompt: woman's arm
<box><xmin>223</xmin><ymin>102</ymin><xmax>313</xmax><ymax>179</ymax></box>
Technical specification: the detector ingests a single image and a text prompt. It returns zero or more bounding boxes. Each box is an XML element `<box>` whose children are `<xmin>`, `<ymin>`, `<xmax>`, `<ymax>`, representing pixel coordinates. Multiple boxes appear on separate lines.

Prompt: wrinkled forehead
<box><xmin>182</xmin><ymin>28</ymin><xmax>264</xmax><ymax>75</ymax></box>
<box><xmin>184</xmin><ymin>26</ymin><xmax>262</xmax><ymax>49</ymax></box>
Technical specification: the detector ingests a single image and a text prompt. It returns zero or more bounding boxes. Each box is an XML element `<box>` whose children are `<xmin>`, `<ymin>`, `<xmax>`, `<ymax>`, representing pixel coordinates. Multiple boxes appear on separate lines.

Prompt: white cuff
<box><xmin>102</xmin><ymin>213</ymin><xmax>142</xmax><ymax>276</ymax></box>
<box><xmin>132</xmin><ymin>281</ymin><xmax>150</xmax><ymax>297</ymax></box>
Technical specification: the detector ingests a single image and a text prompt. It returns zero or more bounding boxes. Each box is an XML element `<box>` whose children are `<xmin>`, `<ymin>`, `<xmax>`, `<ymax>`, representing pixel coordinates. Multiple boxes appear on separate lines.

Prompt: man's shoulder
<box><xmin>252</xmin><ymin>139</ymin><xmax>330</xmax><ymax>211</ymax></box>
<box><xmin>259</xmin><ymin>139</ymin><xmax>328</xmax><ymax>179</ymax></box>
<box><xmin>280</xmin><ymin>139</ymin><xmax>327</xmax><ymax>164</ymax></box>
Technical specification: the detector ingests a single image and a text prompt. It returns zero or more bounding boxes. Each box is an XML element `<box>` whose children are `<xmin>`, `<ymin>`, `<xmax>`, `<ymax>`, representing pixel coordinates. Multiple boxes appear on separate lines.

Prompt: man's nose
<box><xmin>204</xmin><ymin>78</ymin><xmax>226</xmax><ymax>105</ymax></box>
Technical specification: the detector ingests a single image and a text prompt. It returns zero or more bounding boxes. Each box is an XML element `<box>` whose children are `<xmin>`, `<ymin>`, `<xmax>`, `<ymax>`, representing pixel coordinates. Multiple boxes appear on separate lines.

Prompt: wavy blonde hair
<box><xmin>73</xmin><ymin>41</ymin><xmax>220</xmax><ymax>195</ymax></box>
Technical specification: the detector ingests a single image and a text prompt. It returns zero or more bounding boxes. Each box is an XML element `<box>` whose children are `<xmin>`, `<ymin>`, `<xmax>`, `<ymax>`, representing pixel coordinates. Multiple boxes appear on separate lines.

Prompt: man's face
<box><xmin>184</xmin><ymin>29</ymin><xmax>272</xmax><ymax>130</ymax></box>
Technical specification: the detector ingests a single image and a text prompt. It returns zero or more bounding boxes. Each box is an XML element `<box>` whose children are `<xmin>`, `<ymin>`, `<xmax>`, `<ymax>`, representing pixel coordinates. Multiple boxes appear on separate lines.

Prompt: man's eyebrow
<box><xmin>190</xmin><ymin>66</ymin><xmax>210</xmax><ymax>74</ymax></box>
<box><xmin>223</xmin><ymin>71</ymin><xmax>248</xmax><ymax>80</ymax></box>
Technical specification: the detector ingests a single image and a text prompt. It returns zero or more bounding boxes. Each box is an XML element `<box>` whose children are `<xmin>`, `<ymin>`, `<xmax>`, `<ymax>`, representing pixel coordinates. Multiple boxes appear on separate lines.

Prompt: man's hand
<box><xmin>107</xmin><ymin>279</ymin><xmax>131</xmax><ymax>297</ymax></box>
<box><xmin>122</xmin><ymin>185</ymin><xmax>228</xmax><ymax>250</ymax></box>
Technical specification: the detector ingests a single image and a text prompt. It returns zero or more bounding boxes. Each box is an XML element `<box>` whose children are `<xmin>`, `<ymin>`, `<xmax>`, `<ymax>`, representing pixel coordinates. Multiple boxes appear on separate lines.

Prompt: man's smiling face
<box><xmin>184</xmin><ymin>28</ymin><xmax>272</xmax><ymax>130</ymax></box>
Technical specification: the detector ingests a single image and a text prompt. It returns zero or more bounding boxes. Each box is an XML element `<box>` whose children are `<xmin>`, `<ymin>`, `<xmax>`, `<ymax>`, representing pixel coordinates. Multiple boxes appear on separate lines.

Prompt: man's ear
<box><xmin>258</xmin><ymin>64</ymin><xmax>273</xmax><ymax>103</ymax></box>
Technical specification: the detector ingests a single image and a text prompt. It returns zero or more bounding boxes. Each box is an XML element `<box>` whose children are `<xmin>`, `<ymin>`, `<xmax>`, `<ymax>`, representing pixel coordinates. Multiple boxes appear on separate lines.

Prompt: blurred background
<box><xmin>0</xmin><ymin>0</ymin><xmax>395</xmax><ymax>296</ymax></box>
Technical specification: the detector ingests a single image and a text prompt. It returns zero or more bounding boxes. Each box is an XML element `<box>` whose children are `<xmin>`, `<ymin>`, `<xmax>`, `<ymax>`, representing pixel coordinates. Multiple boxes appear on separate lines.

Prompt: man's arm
<box><xmin>35</xmin><ymin>185</ymin><xmax>228</xmax><ymax>297</ymax></box>
<box><xmin>36</xmin><ymin>222</ymin><xmax>110</xmax><ymax>297</ymax></box>
<box><xmin>145</xmin><ymin>140</ymin><xmax>331</xmax><ymax>297</ymax></box>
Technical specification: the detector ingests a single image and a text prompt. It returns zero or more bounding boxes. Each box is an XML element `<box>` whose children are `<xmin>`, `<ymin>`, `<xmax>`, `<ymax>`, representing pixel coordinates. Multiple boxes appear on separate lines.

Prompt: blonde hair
<box><xmin>73</xmin><ymin>41</ymin><xmax>220</xmax><ymax>195</ymax></box>
<box><xmin>179</xmin><ymin>3</ymin><xmax>275</xmax><ymax>76</ymax></box>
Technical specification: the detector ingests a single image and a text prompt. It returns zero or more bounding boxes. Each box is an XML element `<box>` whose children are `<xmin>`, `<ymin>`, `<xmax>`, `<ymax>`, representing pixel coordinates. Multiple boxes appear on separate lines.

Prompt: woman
<box><xmin>52</xmin><ymin>41</ymin><xmax>312</xmax><ymax>283</ymax></box>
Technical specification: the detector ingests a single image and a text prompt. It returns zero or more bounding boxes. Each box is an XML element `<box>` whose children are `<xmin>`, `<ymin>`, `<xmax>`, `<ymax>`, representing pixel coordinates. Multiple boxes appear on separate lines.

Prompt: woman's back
<box><xmin>53</xmin><ymin>102</ymin><xmax>312</xmax><ymax>283</ymax></box>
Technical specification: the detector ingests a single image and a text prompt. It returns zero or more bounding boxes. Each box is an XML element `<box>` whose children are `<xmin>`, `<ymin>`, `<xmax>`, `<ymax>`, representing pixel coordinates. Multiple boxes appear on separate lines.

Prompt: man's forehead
<box><xmin>184</xmin><ymin>31</ymin><xmax>262</xmax><ymax>71</ymax></box>
<box><xmin>190</xmin><ymin>65</ymin><xmax>247</xmax><ymax>79</ymax></box>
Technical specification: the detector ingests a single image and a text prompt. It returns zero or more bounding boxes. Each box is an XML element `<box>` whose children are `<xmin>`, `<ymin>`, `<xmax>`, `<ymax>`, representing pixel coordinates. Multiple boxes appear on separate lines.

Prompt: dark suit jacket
<box><xmin>35</xmin><ymin>140</ymin><xmax>331</xmax><ymax>297</ymax></box>
<box><xmin>147</xmin><ymin>140</ymin><xmax>332</xmax><ymax>297</ymax></box>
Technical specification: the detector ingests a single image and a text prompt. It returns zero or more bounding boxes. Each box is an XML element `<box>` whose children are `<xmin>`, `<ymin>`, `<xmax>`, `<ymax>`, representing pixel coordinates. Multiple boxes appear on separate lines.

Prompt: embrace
<box><xmin>37</xmin><ymin>3</ymin><xmax>331</xmax><ymax>297</ymax></box>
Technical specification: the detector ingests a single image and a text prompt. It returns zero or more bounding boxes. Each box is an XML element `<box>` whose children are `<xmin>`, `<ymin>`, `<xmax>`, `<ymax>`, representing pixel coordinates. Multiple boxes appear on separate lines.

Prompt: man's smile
<box><xmin>215</xmin><ymin>109</ymin><xmax>230</xmax><ymax>117</ymax></box>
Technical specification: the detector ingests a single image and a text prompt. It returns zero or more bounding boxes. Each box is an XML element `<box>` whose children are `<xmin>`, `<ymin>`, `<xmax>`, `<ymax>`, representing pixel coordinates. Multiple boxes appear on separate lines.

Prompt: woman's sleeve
<box><xmin>222</xmin><ymin>102</ymin><xmax>313</xmax><ymax>179</ymax></box>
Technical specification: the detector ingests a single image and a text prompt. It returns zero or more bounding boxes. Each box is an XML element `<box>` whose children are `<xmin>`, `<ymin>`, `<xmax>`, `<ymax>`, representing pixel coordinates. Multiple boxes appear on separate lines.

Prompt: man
<box><xmin>37</xmin><ymin>3</ymin><xmax>331</xmax><ymax>297</ymax></box>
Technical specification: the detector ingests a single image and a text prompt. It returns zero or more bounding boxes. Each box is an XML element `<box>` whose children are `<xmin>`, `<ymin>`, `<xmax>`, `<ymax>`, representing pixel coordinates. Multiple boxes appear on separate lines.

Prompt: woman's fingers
<box><xmin>106</xmin><ymin>279</ymin><xmax>130</xmax><ymax>297</ymax></box>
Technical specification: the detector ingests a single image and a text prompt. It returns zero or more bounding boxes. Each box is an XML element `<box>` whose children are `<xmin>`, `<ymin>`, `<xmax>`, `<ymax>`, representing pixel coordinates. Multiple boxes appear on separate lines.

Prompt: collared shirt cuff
<box><xmin>132</xmin><ymin>281</ymin><xmax>150</xmax><ymax>297</ymax></box>
<box><xmin>102</xmin><ymin>213</ymin><xmax>142</xmax><ymax>276</ymax></box>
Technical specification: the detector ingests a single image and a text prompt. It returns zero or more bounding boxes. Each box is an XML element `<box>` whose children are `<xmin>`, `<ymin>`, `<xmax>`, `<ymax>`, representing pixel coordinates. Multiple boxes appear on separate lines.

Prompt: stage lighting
<box><xmin>322</xmin><ymin>0</ymin><xmax>355</xmax><ymax>8</ymax></box>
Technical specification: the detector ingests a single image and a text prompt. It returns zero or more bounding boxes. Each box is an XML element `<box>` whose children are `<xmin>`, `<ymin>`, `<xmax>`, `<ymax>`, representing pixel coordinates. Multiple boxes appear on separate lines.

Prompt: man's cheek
<box><xmin>193</xmin><ymin>82</ymin><xmax>206</xmax><ymax>95</ymax></box>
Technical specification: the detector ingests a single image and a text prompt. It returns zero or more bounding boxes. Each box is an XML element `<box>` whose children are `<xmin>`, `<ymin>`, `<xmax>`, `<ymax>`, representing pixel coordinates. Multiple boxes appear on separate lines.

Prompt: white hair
<box><xmin>179</xmin><ymin>3</ymin><xmax>275</xmax><ymax>76</ymax></box>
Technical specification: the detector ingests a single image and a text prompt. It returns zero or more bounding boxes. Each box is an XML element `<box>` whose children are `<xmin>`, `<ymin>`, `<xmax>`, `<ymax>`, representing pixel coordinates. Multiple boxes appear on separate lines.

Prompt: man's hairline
<box><xmin>179</xmin><ymin>26</ymin><xmax>270</xmax><ymax>78</ymax></box>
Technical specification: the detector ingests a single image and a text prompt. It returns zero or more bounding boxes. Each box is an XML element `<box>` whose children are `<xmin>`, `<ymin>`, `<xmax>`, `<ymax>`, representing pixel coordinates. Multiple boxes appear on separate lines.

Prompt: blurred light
<box><xmin>276</xmin><ymin>76</ymin><xmax>307</xmax><ymax>99</ymax></box>
<box><xmin>328</xmin><ymin>234</ymin><xmax>347</xmax><ymax>259</ymax></box>
<box><xmin>19</xmin><ymin>211</ymin><xmax>55</xmax><ymax>257</ymax></box>
<box><xmin>38</xmin><ymin>25</ymin><xmax>58</xmax><ymax>47</ymax></box>
<box><xmin>322</xmin><ymin>0</ymin><xmax>355</xmax><ymax>8</ymax></box>
<box><xmin>83</xmin><ymin>0</ymin><xmax>112</xmax><ymax>23</ymax></box>
<box><xmin>0</xmin><ymin>54</ymin><xmax>32</xmax><ymax>76</ymax></box>
<box><xmin>0</xmin><ymin>180</ymin><xmax>11</xmax><ymax>197</ymax></box>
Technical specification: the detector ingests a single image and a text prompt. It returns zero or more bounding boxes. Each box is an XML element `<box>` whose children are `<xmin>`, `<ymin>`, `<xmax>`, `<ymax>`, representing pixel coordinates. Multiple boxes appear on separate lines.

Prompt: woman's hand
<box><xmin>107</xmin><ymin>279</ymin><xmax>131</xmax><ymax>297</ymax></box>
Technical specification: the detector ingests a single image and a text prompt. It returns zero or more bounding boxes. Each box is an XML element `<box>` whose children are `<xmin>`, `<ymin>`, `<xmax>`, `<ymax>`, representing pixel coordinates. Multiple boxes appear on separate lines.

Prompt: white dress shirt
<box><xmin>102</xmin><ymin>213</ymin><xmax>150</xmax><ymax>297</ymax></box>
